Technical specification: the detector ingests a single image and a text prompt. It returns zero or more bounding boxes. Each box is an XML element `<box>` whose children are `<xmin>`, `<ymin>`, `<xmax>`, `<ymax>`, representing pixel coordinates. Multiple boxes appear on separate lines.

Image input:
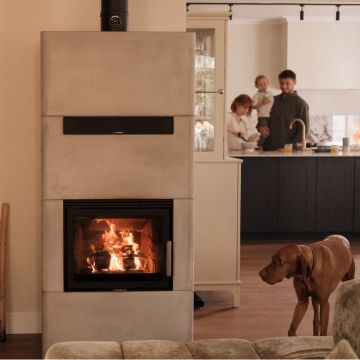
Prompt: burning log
<box><xmin>123</xmin><ymin>255</ymin><xmax>135</xmax><ymax>271</ymax></box>
<box><xmin>94</xmin><ymin>250</ymin><xmax>111</xmax><ymax>270</ymax></box>
<box><xmin>121</xmin><ymin>244</ymin><xmax>134</xmax><ymax>256</ymax></box>
<box><xmin>86</xmin><ymin>250</ymin><xmax>111</xmax><ymax>273</ymax></box>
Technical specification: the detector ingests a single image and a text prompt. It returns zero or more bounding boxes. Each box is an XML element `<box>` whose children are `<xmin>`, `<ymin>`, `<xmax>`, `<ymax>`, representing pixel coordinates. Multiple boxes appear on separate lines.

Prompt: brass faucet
<box><xmin>289</xmin><ymin>118</ymin><xmax>306</xmax><ymax>152</ymax></box>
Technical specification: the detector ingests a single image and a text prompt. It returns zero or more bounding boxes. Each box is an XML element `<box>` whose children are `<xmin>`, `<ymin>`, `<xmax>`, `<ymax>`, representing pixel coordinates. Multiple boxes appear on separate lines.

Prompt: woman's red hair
<box><xmin>231</xmin><ymin>94</ymin><xmax>253</xmax><ymax>115</ymax></box>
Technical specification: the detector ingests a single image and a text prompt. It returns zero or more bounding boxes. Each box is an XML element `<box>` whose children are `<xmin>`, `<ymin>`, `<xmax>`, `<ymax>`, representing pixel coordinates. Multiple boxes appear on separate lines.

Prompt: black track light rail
<box><xmin>186</xmin><ymin>2</ymin><xmax>360</xmax><ymax>6</ymax></box>
<box><xmin>186</xmin><ymin>2</ymin><xmax>360</xmax><ymax>21</ymax></box>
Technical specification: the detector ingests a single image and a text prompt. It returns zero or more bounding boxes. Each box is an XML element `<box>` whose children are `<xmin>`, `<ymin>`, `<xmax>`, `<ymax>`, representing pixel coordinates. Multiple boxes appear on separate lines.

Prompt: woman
<box><xmin>227</xmin><ymin>94</ymin><xmax>257</xmax><ymax>150</ymax></box>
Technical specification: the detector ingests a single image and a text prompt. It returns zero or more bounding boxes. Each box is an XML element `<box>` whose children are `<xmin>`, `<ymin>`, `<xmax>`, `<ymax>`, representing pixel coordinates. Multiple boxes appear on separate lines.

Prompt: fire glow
<box><xmin>86</xmin><ymin>219</ymin><xmax>145</xmax><ymax>273</ymax></box>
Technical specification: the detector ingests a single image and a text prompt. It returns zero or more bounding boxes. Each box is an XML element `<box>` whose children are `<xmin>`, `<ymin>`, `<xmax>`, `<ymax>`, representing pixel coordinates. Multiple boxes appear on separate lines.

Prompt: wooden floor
<box><xmin>0</xmin><ymin>334</ymin><xmax>42</xmax><ymax>359</ymax></box>
<box><xmin>1</xmin><ymin>238</ymin><xmax>359</xmax><ymax>358</ymax></box>
<box><xmin>194</xmin><ymin>238</ymin><xmax>360</xmax><ymax>341</ymax></box>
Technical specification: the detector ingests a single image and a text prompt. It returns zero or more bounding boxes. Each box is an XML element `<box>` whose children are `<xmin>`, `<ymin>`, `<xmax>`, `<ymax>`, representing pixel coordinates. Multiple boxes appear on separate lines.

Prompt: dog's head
<box><xmin>259</xmin><ymin>245</ymin><xmax>312</xmax><ymax>285</ymax></box>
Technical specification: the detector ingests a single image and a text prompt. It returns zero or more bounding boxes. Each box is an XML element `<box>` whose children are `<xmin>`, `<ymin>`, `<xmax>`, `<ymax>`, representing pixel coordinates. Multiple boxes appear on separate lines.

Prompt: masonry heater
<box><xmin>41</xmin><ymin>31</ymin><xmax>194</xmax><ymax>352</ymax></box>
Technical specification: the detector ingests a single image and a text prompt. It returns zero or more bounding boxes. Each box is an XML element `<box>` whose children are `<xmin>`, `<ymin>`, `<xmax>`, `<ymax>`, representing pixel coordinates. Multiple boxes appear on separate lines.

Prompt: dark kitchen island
<box><xmin>229</xmin><ymin>150</ymin><xmax>360</xmax><ymax>238</ymax></box>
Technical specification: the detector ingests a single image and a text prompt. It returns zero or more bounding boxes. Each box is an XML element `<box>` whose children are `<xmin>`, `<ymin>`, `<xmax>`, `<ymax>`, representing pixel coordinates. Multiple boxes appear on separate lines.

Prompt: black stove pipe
<box><xmin>101</xmin><ymin>0</ymin><xmax>128</xmax><ymax>31</ymax></box>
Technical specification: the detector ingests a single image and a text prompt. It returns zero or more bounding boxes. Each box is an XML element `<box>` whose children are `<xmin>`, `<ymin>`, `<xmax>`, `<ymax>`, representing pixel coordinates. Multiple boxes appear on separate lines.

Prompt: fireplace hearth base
<box><xmin>43</xmin><ymin>291</ymin><xmax>193</xmax><ymax>347</ymax></box>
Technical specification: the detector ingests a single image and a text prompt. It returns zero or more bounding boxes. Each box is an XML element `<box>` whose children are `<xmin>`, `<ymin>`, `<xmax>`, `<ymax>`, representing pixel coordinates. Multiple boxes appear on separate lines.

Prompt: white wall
<box><xmin>287</xmin><ymin>21</ymin><xmax>360</xmax><ymax>90</ymax></box>
<box><xmin>226</xmin><ymin>20</ymin><xmax>285</xmax><ymax>111</ymax></box>
<box><xmin>130</xmin><ymin>0</ymin><xmax>186</xmax><ymax>31</ymax></box>
<box><xmin>227</xmin><ymin>19</ymin><xmax>360</xmax><ymax>115</ymax></box>
<box><xmin>0</xmin><ymin>0</ymin><xmax>186</xmax><ymax>334</ymax></box>
<box><xmin>298</xmin><ymin>90</ymin><xmax>360</xmax><ymax>115</ymax></box>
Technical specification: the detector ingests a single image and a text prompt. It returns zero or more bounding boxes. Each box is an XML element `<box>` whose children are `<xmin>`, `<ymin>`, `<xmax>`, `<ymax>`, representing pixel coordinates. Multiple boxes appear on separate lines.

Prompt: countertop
<box><xmin>229</xmin><ymin>150</ymin><xmax>360</xmax><ymax>158</ymax></box>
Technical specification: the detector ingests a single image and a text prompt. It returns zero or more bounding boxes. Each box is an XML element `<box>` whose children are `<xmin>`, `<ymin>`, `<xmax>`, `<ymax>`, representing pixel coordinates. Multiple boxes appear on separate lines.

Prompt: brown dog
<box><xmin>259</xmin><ymin>235</ymin><xmax>355</xmax><ymax>336</ymax></box>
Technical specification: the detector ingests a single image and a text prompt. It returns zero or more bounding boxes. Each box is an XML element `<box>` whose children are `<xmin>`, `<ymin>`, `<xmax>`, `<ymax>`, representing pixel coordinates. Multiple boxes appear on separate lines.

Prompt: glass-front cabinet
<box><xmin>187</xmin><ymin>14</ymin><xmax>241</xmax><ymax>308</ymax></box>
<box><xmin>187</xmin><ymin>16</ymin><xmax>227</xmax><ymax>161</ymax></box>
<box><xmin>193</xmin><ymin>28</ymin><xmax>215</xmax><ymax>152</ymax></box>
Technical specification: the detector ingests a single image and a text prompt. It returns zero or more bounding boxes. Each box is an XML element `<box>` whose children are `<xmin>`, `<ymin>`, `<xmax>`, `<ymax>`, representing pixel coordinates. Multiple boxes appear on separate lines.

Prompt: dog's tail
<box><xmin>342</xmin><ymin>257</ymin><xmax>355</xmax><ymax>281</ymax></box>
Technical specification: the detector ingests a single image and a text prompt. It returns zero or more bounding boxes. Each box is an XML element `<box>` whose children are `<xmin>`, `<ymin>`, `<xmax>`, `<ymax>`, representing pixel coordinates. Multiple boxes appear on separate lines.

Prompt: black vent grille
<box><xmin>63</xmin><ymin>116</ymin><xmax>174</xmax><ymax>135</ymax></box>
<box><xmin>63</xmin><ymin>199</ymin><xmax>173</xmax><ymax>209</ymax></box>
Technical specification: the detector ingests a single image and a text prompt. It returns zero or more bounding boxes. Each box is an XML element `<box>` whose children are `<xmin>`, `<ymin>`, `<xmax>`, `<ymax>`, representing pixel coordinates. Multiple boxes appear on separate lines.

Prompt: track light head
<box><xmin>229</xmin><ymin>3</ymin><xmax>233</xmax><ymax>21</ymax></box>
<box><xmin>336</xmin><ymin>5</ymin><xmax>340</xmax><ymax>21</ymax></box>
<box><xmin>300</xmin><ymin>4</ymin><xmax>304</xmax><ymax>21</ymax></box>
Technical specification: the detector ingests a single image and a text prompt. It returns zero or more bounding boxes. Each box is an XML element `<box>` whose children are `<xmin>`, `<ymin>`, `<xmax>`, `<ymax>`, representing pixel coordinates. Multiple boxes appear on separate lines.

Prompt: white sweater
<box><xmin>226</xmin><ymin>112</ymin><xmax>251</xmax><ymax>150</ymax></box>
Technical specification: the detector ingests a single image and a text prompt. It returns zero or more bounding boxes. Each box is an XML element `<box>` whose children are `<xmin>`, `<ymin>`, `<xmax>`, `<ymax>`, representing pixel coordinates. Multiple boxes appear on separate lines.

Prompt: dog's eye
<box><xmin>278</xmin><ymin>259</ymin><xmax>285</xmax><ymax>265</ymax></box>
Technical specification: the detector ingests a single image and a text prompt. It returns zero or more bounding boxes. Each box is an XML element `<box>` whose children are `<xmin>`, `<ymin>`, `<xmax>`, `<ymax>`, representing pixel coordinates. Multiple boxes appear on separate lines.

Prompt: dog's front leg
<box><xmin>319</xmin><ymin>300</ymin><xmax>330</xmax><ymax>335</ymax></box>
<box><xmin>311</xmin><ymin>297</ymin><xmax>320</xmax><ymax>336</ymax></box>
<box><xmin>288</xmin><ymin>298</ymin><xmax>309</xmax><ymax>336</ymax></box>
<box><xmin>289</xmin><ymin>279</ymin><xmax>309</xmax><ymax>336</ymax></box>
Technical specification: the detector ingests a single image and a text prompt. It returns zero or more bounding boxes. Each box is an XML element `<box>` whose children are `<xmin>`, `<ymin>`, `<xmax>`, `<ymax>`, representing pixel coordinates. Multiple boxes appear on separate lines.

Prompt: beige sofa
<box><xmin>45</xmin><ymin>280</ymin><xmax>360</xmax><ymax>359</ymax></box>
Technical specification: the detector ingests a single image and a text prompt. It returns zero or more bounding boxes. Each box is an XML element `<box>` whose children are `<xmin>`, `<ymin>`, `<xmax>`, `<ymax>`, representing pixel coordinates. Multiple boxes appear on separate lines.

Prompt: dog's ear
<box><xmin>298</xmin><ymin>253</ymin><xmax>309</xmax><ymax>278</ymax></box>
<box><xmin>297</xmin><ymin>246</ymin><xmax>312</xmax><ymax>287</ymax></box>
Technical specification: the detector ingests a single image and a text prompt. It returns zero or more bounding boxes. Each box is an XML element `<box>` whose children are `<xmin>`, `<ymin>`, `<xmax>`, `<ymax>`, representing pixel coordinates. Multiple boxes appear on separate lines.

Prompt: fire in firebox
<box><xmin>85</xmin><ymin>219</ymin><xmax>148</xmax><ymax>273</ymax></box>
<box><xmin>76</xmin><ymin>218</ymin><xmax>156</xmax><ymax>275</ymax></box>
<box><xmin>64</xmin><ymin>199</ymin><xmax>173</xmax><ymax>291</ymax></box>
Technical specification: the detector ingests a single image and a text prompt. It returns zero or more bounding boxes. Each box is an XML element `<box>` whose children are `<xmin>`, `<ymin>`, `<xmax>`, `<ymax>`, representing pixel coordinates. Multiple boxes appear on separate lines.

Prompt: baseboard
<box><xmin>6</xmin><ymin>312</ymin><xmax>42</xmax><ymax>334</ymax></box>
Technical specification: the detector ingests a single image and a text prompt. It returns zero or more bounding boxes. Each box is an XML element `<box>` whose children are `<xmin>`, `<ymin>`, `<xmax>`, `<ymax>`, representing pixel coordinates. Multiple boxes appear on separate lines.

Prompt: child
<box><xmin>226</xmin><ymin>94</ymin><xmax>257</xmax><ymax>151</ymax></box>
<box><xmin>252</xmin><ymin>75</ymin><xmax>274</xmax><ymax>148</ymax></box>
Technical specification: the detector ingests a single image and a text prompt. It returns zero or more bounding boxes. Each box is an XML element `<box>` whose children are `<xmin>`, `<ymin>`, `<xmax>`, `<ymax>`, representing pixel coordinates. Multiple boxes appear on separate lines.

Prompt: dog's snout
<box><xmin>259</xmin><ymin>269</ymin><xmax>266</xmax><ymax>280</ymax></box>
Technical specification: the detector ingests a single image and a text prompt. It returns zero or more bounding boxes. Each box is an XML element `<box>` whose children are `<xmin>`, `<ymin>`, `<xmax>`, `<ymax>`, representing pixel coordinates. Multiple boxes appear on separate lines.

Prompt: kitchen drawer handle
<box><xmin>195</xmin><ymin>89</ymin><xmax>224</xmax><ymax>94</ymax></box>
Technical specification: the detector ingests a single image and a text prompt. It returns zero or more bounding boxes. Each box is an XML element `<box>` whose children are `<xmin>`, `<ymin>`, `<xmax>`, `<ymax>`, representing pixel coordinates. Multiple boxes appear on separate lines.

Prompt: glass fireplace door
<box><xmin>64</xmin><ymin>200</ymin><xmax>173</xmax><ymax>291</ymax></box>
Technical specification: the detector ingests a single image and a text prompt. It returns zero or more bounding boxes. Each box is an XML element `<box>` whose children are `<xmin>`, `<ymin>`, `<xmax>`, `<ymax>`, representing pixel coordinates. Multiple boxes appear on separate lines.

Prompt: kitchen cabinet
<box><xmin>240</xmin><ymin>156</ymin><xmax>357</xmax><ymax>235</ymax></box>
<box><xmin>187</xmin><ymin>16</ymin><xmax>226</xmax><ymax>161</ymax></box>
<box><xmin>188</xmin><ymin>15</ymin><xmax>241</xmax><ymax>307</ymax></box>
<box><xmin>286</xmin><ymin>20</ymin><xmax>360</xmax><ymax>89</ymax></box>
<box><xmin>316</xmin><ymin>158</ymin><xmax>354</xmax><ymax>232</ymax></box>
<box><xmin>355</xmin><ymin>159</ymin><xmax>360</xmax><ymax>232</ymax></box>
<box><xmin>241</xmin><ymin>158</ymin><xmax>278</xmax><ymax>232</ymax></box>
<box><xmin>278</xmin><ymin>158</ymin><xmax>316</xmax><ymax>232</ymax></box>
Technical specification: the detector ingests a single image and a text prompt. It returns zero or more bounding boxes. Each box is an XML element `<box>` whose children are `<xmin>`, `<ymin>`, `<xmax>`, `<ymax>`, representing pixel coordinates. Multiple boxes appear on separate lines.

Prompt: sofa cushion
<box><xmin>187</xmin><ymin>338</ymin><xmax>260</xmax><ymax>359</ymax></box>
<box><xmin>326</xmin><ymin>339</ymin><xmax>358</xmax><ymax>359</ymax></box>
<box><xmin>122</xmin><ymin>340</ymin><xmax>193</xmax><ymax>359</ymax></box>
<box><xmin>254</xmin><ymin>336</ymin><xmax>334</xmax><ymax>359</ymax></box>
<box><xmin>333</xmin><ymin>279</ymin><xmax>360</xmax><ymax>357</ymax></box>
<box><xmin>45</xmin><ymin>341</ymin><xmax>123</xmax><ymax>359</ymax></box>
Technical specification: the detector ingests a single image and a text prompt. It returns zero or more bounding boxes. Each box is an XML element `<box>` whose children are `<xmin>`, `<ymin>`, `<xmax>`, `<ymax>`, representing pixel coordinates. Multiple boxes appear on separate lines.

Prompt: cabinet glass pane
<box><xmin>188</xmin><ymin>28</ymin><xmax>215</xmax><ymax>152</ymax></box>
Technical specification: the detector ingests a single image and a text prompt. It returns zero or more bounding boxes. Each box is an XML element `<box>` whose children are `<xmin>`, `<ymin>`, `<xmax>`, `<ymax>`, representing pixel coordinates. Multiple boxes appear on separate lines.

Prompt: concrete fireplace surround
<box><xmin>41</xmin><ymin>32</ymin><xmax>194</xmax><ymax>353</ymax></box>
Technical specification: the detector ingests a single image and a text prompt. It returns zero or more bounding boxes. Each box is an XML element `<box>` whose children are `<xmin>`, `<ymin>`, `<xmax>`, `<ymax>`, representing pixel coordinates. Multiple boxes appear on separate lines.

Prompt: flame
<box><xmin>86</xmin><ymin>219</ymin><xmax>144</xmax><ymax>273</ymax></box>
<box><xmin>121</xmin><ymin>231</ymin><xmax>142</xmax><ymax>270</ymax></box>
<box><xmin>103</xmin><ymin>223</ymin><xmax>119</xmax><ymax>249</ymax></box>
<box><xmin>86</xmin><ymin>257</ymin><xmax>96</xmax><ymax>273</ymax></box>
<box><xmin>109</xmin><ymin>252</ymin><xmax>125</xmax><ymax>271</ymax></box>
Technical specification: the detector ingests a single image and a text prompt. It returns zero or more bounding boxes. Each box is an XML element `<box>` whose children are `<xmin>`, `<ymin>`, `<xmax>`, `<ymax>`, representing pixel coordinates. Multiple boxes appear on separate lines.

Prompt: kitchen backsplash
<box><xmin>308</xmin><ymin>115</ymin><xmax>360</xmax><ymax>145</ymax></box>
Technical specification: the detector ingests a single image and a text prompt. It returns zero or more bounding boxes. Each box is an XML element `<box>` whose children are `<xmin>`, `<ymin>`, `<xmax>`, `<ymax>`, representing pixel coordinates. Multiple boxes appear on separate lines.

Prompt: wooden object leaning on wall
<box><xmin>0</xmin><ymin>203</ymin><xmax>9</xmax><ymax>341</ymax></box>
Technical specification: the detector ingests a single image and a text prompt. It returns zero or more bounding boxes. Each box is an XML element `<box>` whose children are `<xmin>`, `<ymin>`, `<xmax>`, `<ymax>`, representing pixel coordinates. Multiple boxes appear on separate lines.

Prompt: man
<box><xmin>257</xmin><ymin>69</ymin><xmax>309</xmax><ymax>151</ymax></box>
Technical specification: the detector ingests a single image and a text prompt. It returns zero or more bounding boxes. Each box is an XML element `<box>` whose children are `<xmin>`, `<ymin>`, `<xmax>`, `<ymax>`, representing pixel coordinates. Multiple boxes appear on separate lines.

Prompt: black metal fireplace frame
<box><xmin>63</xmin><ymin>199</ymin><xmax>173</xmax><ymax>291</ymax></box>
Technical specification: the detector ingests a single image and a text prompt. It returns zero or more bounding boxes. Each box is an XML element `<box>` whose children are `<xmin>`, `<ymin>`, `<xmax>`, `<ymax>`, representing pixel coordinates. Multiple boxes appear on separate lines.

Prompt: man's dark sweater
<box><xmin>257</xmin><ymin>92</ymin><xmax>309</xmax><ymax>151</ymax></box>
